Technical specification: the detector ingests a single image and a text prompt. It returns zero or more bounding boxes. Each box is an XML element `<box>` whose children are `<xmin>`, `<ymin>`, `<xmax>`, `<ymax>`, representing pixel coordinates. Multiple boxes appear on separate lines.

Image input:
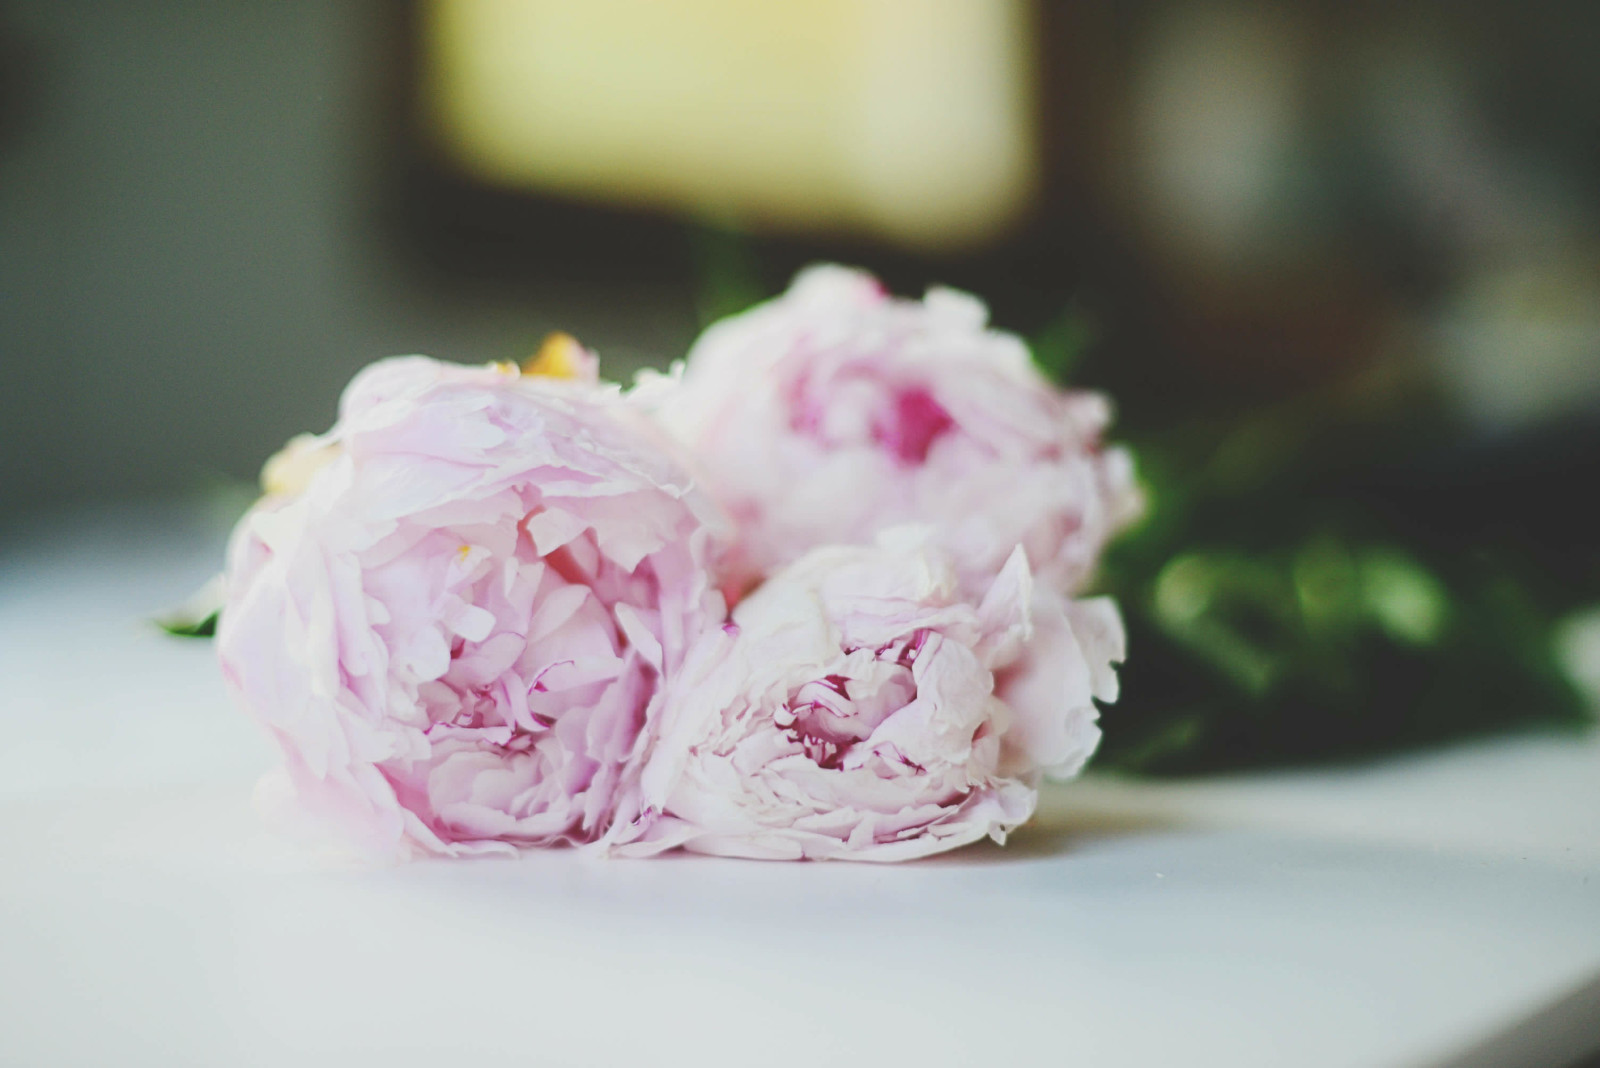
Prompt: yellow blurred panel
<box><xmin>424</xmin><ymin>0</ymin><xmax>1036</xmax><ymax>250</ymax></box>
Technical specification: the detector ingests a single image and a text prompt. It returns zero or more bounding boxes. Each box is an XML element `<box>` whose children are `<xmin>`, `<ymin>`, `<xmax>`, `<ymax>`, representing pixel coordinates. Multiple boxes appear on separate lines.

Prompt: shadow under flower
<box><xmin>918</xmin><ymin>800</ymin><xmax>1185</xmax><ymax>866</ymax></box>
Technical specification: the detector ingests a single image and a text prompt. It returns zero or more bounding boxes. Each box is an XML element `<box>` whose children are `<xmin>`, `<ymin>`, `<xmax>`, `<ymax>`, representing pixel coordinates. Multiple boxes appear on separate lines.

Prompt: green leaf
<box><xmin>1031</xmin><ymin>304</ymin><xmax>1097</xmax><ymax>384</ymax></box>
<box><xmin>689</xmin><ymin>223</ymin><xmax>768</xmax><ymax>326</ymax></box>
<box><xmin>154</xmin><ymin>573</ymin><xmax>224</xmax><ymax>640</ymax></box>
<box><xmin>158</xmin><ymin>610</ymin><xmax>218</xmax><ymax>639</ymax></box>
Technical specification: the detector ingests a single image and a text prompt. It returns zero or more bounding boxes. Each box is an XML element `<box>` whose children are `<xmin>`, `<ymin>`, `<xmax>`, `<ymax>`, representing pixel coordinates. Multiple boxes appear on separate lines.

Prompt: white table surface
<box><xmin>3</xmin><ymin>506</ymin><xmax>1598</xmax><ymax>1068</ymax></box>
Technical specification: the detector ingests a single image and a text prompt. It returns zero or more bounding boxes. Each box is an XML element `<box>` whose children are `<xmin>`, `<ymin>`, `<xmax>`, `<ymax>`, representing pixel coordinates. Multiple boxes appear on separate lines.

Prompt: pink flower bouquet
<box><xmin>218</xmin><ymin>268</ymin><xmax>1137</xmax><ymax>861</ymax></box>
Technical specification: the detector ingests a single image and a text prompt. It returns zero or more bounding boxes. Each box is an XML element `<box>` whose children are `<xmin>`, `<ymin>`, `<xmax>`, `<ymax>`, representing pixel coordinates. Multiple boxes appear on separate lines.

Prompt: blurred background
<box><xmin>3</xmin><ymin>0</ymin><xmax>1598</xmax><ymax>772</ymax></box>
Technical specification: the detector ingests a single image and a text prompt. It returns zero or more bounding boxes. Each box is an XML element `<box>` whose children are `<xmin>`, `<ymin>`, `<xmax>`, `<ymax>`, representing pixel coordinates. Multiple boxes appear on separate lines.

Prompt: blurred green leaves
<box><xmin>1072</xmin><ymin>356</ymin><xmax>1592</xmax><ymax>773</ymax></box>
<box><xmin>157</xmin><ymin>610</ymin><xmax>217</xmax><ymax>639</ymax></box>
<box><xmin>689</xmin><ymin>224</ymin><xmax>771</xmax><ymax>328</ymax></box>
<box><xmin>1030</xmin><ymin>303</ymin><xmax>1097</xmax><ymax>384</ymax></box>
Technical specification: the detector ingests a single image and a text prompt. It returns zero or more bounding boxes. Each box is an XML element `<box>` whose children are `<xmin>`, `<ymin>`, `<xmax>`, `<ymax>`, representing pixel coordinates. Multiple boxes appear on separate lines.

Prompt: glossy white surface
<box><xmin>3</xmin><ymin>507</ymin><xmax>1598</xmax><ymax>1067</ymax></box>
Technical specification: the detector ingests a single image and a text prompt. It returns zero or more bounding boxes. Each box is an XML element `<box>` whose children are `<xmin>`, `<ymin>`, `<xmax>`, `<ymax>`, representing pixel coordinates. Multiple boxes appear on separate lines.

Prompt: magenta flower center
<box><xmin>788</xmin><ymin>365</ymin><xmax>955</xmax><ymax>466</ymax></box>
<box><xmin>874</xmin><ymin>386</ymin><xmax>955</xmax><ymax>464</ymax></box>
<box><xmin>776</xmin><ymin>630</ymin><xmax>929</xmax><ymax>770</ymax></box>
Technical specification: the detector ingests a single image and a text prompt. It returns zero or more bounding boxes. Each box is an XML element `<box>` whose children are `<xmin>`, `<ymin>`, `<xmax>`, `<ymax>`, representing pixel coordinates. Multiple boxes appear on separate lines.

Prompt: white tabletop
<box><xmin>3</xmin><ymin>506</ymin><xmax>1598</xmax><ymax>1068</ymax></box>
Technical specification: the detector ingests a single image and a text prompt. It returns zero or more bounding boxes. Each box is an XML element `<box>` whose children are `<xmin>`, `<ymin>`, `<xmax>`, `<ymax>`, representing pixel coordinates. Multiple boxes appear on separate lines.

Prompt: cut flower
<box><xmin>640</xmin><ymin>264</ymin><xmax>1141</xmax><ymax>599</ymax></box>
<box><xmin>605</xmin><ymin>530</ymin><xmax>1124</xmax><ymax>861</ymax></box>
<box><xmin>217</xmin><ymin>355</ymin><xmax>725</xmax><ymax>857</ymax></box>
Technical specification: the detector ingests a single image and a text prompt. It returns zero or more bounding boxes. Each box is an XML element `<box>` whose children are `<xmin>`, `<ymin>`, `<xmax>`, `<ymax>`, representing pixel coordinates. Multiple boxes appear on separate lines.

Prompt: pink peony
<box><xmin>604</xmin><ymin>530</ymin><xmax>1124</xmax><ymax>861</ymax></box>
<box><xmin>643</xmin><ymin>264</ymin><xmax>1141</xmax><ymax>599</ymax></box>
<box><xmin>217</xmin><ymin>355</ymin><xmax>725</xmax><ymax>858</ymax></box>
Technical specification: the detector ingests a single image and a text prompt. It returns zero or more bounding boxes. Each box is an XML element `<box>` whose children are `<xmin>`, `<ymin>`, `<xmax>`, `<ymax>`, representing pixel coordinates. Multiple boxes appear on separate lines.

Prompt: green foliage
<box><xmin>1051</xmin><ymin>348</ymin><xmax>1593</xmax><ymax>773</ymax></box>
<box><xmin>156</xmin><ymin>608</ymin><xmax>217</xmax><ymax>639</ymax></box>
<box><xmin>689</xmin><ymin>223</ymin><xmax>771</xmax><ymax>327</ymax></box>
<box><xmin>154</xmin><ymin>572</ymin><xmax>225</xmax><ymax>640</ymax></box>
<box><xmin>1030</xmin><ymin>304</ymin><xmax>1097</xmax><ymax>384</ymax></box>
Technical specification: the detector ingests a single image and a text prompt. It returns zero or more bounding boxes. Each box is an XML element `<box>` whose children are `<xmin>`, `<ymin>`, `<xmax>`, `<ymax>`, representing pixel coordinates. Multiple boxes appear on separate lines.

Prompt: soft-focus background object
<box><xmin>425</xmin><ymin>0</ymin><xmax>1037</xmax><ymax>251</ymax></box>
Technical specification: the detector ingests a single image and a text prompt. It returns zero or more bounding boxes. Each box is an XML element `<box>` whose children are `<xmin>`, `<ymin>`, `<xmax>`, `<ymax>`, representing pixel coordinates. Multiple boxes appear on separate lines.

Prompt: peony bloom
<box><xmin>642</xmin><ymin>264</ymin><xmax>1141</xmax><ymax>599</ymax></box>
<box><xmin>604</xmin><ymin>530</ymin><xmax>1124</xmax><ymax>861</ymax></box>
<box><xmin>218</xmin><ymin>355</ymin><xmax>725</xmax><ymax>858</ymax></box>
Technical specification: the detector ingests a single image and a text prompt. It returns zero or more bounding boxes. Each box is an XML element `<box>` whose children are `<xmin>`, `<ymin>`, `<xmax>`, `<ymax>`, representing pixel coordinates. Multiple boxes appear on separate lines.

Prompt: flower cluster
<box><xmin>218</xmin><ymin>267</ymin><xmax>1138</xmax><ymax>861</ymax></box>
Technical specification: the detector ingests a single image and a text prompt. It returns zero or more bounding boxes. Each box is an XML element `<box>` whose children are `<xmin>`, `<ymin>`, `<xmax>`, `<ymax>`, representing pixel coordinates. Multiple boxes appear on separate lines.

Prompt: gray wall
<box><xmin>0</xmin><ymin>1</ymin><xmax>694</xmax><ymax>519</ymax></box>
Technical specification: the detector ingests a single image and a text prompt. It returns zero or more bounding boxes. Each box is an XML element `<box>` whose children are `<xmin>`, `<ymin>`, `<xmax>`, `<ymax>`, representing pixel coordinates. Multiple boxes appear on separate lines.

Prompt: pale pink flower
<box><xmin>642</xmin><ymin>264</ymin><xmax>1141</xmax><ymax>600</ymax></box>
<box><xmin>605</xmin><ymin>530</ymin><xmax>1124</xmax><ymax>861</ymax></box>
<box><xmin>218</xmin><ymin>356</ymin><xmax>725</xmax><ymax>858</ymax></box>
